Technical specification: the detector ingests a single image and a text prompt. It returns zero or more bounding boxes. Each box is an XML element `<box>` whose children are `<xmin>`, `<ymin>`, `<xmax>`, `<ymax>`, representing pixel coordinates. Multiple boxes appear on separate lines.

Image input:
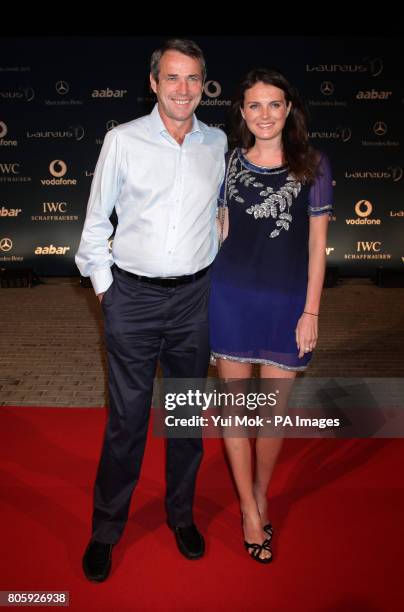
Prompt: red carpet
<box><xmin>1</xmin><ymin>406</ymin><xmax>403</xmax><ymax>611</ymax></box>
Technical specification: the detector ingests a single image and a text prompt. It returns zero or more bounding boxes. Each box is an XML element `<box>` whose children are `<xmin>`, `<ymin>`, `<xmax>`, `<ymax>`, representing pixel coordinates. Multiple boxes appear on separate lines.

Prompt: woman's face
<box><xmin>241</xmin><ymin>82</ymin><xmax>291</xmax><ymax>144</ymax></box>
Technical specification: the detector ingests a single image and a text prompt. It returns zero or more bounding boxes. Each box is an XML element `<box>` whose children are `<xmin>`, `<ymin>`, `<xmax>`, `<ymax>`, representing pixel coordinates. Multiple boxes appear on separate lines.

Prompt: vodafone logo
<box><xmin>49</xmin><ymin>160</ymin><xmax>67</xmax><ymax>178</ymax></box>
<box><xmin>355</xmin><ymin>200</ymin><xmax>373</xmax><ymax>218</ymax></box>
<box><xmin>204</xmin><ymin>81</ymin><xmax>222</xmax><ymax>98</ymax></box>
<box><xmin>346</xmin><ymin>200</ymin><xmax>381</xmax><ymax>225</ymax></box>
<box><xmin>0</xmin><ymin>122</ymin><xmax>7</xmax><ymax>138</ymax></box>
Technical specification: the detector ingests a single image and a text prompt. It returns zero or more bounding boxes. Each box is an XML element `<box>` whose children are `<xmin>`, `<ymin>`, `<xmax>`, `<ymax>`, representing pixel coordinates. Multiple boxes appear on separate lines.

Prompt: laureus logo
<box><xmin>22</xmin><ymin>87</ymin><xmax>35</xmax><ymax>102</ymax></box>
<box><xmin>390</xmin><ymin>167</ymin><xmax>403</xmax><ymax>182</ymax></box>
<box><xmin>49</xmin><ymin>160</ymin><xmax>67</xmax><ymax>178</ymax></box>
<box><xmin>204</xmin><ymin>80</ymin><xmax>222</xmax><ymax>98</ymax></box>
<box><xmin>366</xmin><ymin>57</ymin><xmax>384</xmax><ymax>77</ymax></box>
<box><xmin>309</xmin><ymin>127</ymin><xmax>351</xmax><ymax>142</ymax></box>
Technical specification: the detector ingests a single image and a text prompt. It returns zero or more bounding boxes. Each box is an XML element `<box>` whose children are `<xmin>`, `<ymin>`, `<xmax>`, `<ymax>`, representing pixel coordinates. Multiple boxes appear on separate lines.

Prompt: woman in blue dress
<box><xmin>209</xmin><ymin>68</ymin><xmax>333</xmax><ymax>563</ymax></box>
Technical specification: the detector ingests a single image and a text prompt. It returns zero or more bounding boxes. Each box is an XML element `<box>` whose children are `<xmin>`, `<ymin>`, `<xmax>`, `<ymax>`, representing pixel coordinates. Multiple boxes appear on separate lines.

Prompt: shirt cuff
<box><xmin>90</xmin><ymin>266</ymin><xmax>114</xmax><ymax>295</ymax></box>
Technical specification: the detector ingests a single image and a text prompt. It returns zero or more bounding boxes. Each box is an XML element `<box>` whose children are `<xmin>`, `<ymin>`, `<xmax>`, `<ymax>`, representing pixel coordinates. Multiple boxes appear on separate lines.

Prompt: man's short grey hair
<box><xmin>150</xmin><ymin>38</ymin><xmax>206</xmax><ymax>82</ymax></box>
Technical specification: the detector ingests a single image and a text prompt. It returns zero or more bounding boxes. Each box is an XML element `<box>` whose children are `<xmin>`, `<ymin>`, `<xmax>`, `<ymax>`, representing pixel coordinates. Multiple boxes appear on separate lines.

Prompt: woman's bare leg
<box><xmin>254</xmin><ymin>364</ymin><xmax>296</xmax><ymax>527</ymax></box>
<box><xmin>216</xmin><ymin>358</ymin><xmax>271</xmax><ymax>559</ymax></box>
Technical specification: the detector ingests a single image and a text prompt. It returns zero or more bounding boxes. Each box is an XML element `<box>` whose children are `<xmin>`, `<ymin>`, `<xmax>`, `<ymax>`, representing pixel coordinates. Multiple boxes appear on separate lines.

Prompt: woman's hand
<box><xmin>295</xmin><ymin>312</ymin><xmax>318</xmax><ymax>358</ymax></box>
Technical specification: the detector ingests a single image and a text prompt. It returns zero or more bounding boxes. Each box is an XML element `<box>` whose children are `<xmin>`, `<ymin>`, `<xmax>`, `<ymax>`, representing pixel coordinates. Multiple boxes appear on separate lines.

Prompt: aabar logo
<box><xmin>346</xmin><ymin>200</ymin><xmax>381</xmax><ymax>225</ymax></box>
<box><xmin>356</xmin><ymin>89</ymin><xmax>392</xmax><ymax>100</ymax></box>
<box><xmin>49</xmin><ymin>160</ymin><xmax>67</xmax><ymax>177</ymax></box>
<box><xmin>357</xmin><ymin>241</ymin><xmax>381</xmax><ymax>252</ymax></box>
<box><xmin>0</xmin><ymin>206</ymin><xmax>22</xmax><ymax>217</ymax></box>
<box><xmin>35</xmin><ymin>244</ymin><xmax>70</xmax><ymax>255</ymax></box>
<box><xmin>92</xmin><ymin>88</ymin><xmax>127</xmax><ymax>98</ymax></box>
<box><xmin>204</xmin><ymin>81</ymin><xmax>221</xmax><ymax>98</ymax></box>
<box><xmin>0</xmin><ymin>163</ymin><xmax>20</xmax><ymax>174</ymax></box>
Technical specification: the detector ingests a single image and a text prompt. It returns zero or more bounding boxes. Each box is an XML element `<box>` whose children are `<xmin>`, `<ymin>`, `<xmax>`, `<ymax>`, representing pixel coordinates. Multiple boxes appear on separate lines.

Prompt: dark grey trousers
<box><xmin>92</xmin><ymin>265</ymin><xmax>210</xmax><ymax>544</ymax></box>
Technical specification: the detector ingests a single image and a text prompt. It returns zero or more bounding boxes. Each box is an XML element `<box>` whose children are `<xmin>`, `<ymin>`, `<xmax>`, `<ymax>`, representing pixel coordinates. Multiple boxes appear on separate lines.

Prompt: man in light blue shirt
<box><xmin>77</xmin><ymin>38</ymin><xmax>227</xmax><ymax>582</ymax></box>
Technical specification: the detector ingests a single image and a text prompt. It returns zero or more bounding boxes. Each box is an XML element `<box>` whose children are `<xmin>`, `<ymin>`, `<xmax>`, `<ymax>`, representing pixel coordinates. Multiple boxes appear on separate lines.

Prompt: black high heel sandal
<box><xmin>263</xmin><ymin>523</ymin><xmax>274</xmax><ymax>539</ymax></box>
<box><xmin>244</xmin><ymin>538</ymin><xmax>273</xmax><ymax>564</ymax></box>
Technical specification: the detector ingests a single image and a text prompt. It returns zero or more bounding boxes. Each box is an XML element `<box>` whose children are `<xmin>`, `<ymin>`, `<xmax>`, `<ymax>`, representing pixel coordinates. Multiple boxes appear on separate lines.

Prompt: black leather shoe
<box><xmin>82</xmin><ymin>540</ymin><xmax>113</xmax><ymax>582</ymax></box>
<box><xmin>170</xmin><ymin>524</ymin><xmax>205</xmax><ymax>560</ymax></box>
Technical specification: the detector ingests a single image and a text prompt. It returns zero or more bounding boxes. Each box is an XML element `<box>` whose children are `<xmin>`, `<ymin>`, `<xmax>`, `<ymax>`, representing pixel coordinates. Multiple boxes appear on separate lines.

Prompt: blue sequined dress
<box><xmin>209</xmin><ymin>148</ymin><xmax>333</xmax><ymax>371</ymax></box>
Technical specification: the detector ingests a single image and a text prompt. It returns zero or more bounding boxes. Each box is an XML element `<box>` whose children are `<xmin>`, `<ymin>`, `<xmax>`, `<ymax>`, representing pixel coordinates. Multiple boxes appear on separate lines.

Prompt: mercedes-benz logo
<box><xmin>204</xmin><ymin>80</ymin><xmax>222</xmax><ymax>98</ymax></box>
<box><xmin>0</xmin><ymin>121</ymin><xmax>7</xmax><ymax>138</ymax></box>
<box><xmin>56</xmin><ymin>81</ymin><xmax>70</xmax><ymax>95</ymax></box>
<box><xmin>49</xmin><ymin>159</ymin><xmax>67</xmax><ymax>178</ymax></box>
<box><xmin>106</xmin><ymin>120</ymin><xmax>119</xmax><ymax>131</ymax></box>
<box><xmin>320</xmin><ymin>81</ymin><xmax>334</xmax><ymax>96</ymax></box>
<box><xmin>0</xmin><ymin>237</ymin><xmax>12</xmax><ymax>252</ymax></box>
<box><xmin>373</xmin><ymin>121</ymin><xmax>387</xmax><ymax>136</ymax></box>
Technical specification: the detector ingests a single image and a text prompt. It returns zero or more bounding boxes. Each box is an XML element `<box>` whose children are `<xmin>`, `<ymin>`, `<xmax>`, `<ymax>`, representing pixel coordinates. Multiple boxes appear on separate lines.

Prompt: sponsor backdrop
<box><xmin>0</xmin><ymin>35</ymin><xmax>403</xmax><ymax>276</ymax></box>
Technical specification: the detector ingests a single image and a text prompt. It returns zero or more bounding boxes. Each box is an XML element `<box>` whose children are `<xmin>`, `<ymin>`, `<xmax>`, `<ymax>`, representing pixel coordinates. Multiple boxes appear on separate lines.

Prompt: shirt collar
<box><xmin>150</xmin><ymin>103</ymin><xmax>203</xmax><ymax>143</ymax></box>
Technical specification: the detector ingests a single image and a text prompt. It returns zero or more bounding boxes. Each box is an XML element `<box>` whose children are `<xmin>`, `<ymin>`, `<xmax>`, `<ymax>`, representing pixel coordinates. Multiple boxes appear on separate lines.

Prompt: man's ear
<box><xmin>150</xmin><ymin>73</ymin><xmax>157</xmax><ymax>94</ymax></box>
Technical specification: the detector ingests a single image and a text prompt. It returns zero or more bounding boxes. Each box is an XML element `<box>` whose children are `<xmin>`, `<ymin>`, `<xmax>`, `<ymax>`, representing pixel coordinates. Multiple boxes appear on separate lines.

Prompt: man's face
<box><xmin>150</xmin><ymin>50</ymin><xmax>204</xmax><ymax>125</ymax></box>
